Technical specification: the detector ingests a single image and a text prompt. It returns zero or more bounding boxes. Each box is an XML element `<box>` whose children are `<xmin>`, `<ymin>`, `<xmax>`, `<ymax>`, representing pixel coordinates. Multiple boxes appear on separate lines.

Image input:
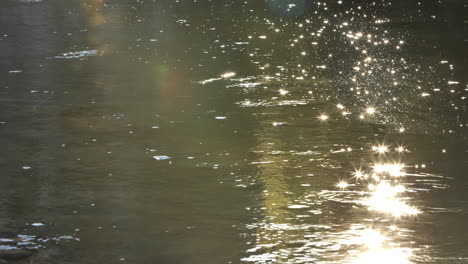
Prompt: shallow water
<box><xmin>0</xmin><ymin>0</ymin><xmax>468</xmax><ymax>263</ymax></box>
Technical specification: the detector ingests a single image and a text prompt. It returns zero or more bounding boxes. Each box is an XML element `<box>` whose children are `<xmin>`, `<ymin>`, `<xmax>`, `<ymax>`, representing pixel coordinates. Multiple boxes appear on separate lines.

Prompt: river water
<box><xmin>0</xmin><ymin>0</ymin><xmax>467</xmax><ymax>263</ymax></box>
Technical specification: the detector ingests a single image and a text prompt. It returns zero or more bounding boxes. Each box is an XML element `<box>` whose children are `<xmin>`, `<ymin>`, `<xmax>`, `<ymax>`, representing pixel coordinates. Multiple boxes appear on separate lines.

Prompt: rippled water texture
<box><xmin>0</xmin><ymin>0</ymin><xmax>467</xmax><ymax>263</ymax></box>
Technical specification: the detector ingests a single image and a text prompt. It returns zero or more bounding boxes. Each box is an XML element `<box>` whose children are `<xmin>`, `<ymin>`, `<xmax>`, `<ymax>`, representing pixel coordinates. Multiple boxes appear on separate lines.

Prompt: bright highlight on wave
<box><xmin>365</xmin><ymin>181</ymin><xmax>420</xmax><ymax>217</ymax></box>
<box><xmin>278</xmin><ymin>89</ymin><xmax>289</xmax><ymax>96</ymax></box>
<box><xmin>373</xmin><ymin>163</ymin><xmax>405</xmax><ymax>177</ymax></box>
<box><xmin>371</xmin><ymin>144</ymin><xmax>388</xmax><ymax>154</ymax></box>
<box><xmin>350</xmin><ymin>229</ymin><xmax>385</xmax><ymax>249</ymax></box>
<box><xmin>318</xmin><ymin>114</ymin><xmax>329</xmax><ymax>121</ymax></box>
<box><xmin>220</xmin><ymin>72</ymin><xmax>236</xmax><ymax>78</ymax></box>
<box><xmin>396</xmin><ymin>146</ymin><xmax>406</xmax><ymax>153</ymax></box>
<box><xmin>342</xmin><ymin>161</ymin><xmax>419</xmax><ymax>217</ymax></box>
<box><xmin>345</xmin><ymin>229</ymin><xmax>413</xmax><ymax>264</ymax></box>
<box><xmin>354</xmin><ymin>170</ymin><xmax>367</xmax><ymax>179</ymax></box>
<box><xmin>337</xmin><ymin>181</ymin><xmax>349</xmax><ymax>189</ymax></box>
<box><xmin>366</xmin><ymin>107</ymin><xmax>376</xmax><ymax>114</ymax></box>
<box><xmin>354</xmin><ymin>247</ymin><xmax>413</xmax><ymax>264</ymax></box>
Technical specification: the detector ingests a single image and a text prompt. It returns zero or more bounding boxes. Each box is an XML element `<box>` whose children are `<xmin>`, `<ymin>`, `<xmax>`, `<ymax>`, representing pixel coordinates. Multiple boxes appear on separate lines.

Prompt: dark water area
<box><xmin>0</xmin><ymin>0</ymin><xmax>467</xmax><ymax>263</ymax></box>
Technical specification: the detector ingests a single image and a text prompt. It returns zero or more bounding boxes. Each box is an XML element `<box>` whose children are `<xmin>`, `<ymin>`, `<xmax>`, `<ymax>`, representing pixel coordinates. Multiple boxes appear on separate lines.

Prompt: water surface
<box><xmin>0</xmin><ymin>0</ymin><xmax>468</xmax><ymax>263</ymax></box>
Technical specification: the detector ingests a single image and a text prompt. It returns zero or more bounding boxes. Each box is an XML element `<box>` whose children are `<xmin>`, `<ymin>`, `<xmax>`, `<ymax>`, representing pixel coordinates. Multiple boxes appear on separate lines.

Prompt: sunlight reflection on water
<box><xmin>1</xmin><ymin>0</ymin><xmax>467</xmax><ymax>263</ymax></box>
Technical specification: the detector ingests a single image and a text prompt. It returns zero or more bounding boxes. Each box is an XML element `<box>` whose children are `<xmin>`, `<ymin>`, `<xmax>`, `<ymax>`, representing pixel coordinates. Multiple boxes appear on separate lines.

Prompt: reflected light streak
<box><xmin>356</xmin><ymin>229</ymin><xmax>385</xmax><ymax>249</ymax></box>
<box><xmin>272</xmin><ymin>122</ymin><xmax>285</xmax><ymax>127</ymax></box>
<box><xmin>371</xmin><ymin>145</ymin><xmax>388</xmax><ymax>154</ymax></box>
<box><xmin>365</xmin><ymin>181</ymin><xmax>420</xmax><ymax>217</ymax></box>
<box><xmin>221</xmin><ymin>72</ymin><xmax>236</xmax><ymax>78</ymax></box>
<box><xmin>354</xmin><ymin>248</ymin><xmax>413</xmax><ymax>264</ymax></box>
<box><xmin>373</xmin><ymin>163</ymin><xmax>405</xmax><ymax>177</ymax></box>
<box><xmin>345</xmin><ymin>228</ymin><xmax>413</xmax><ymax>264</ymax></box>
